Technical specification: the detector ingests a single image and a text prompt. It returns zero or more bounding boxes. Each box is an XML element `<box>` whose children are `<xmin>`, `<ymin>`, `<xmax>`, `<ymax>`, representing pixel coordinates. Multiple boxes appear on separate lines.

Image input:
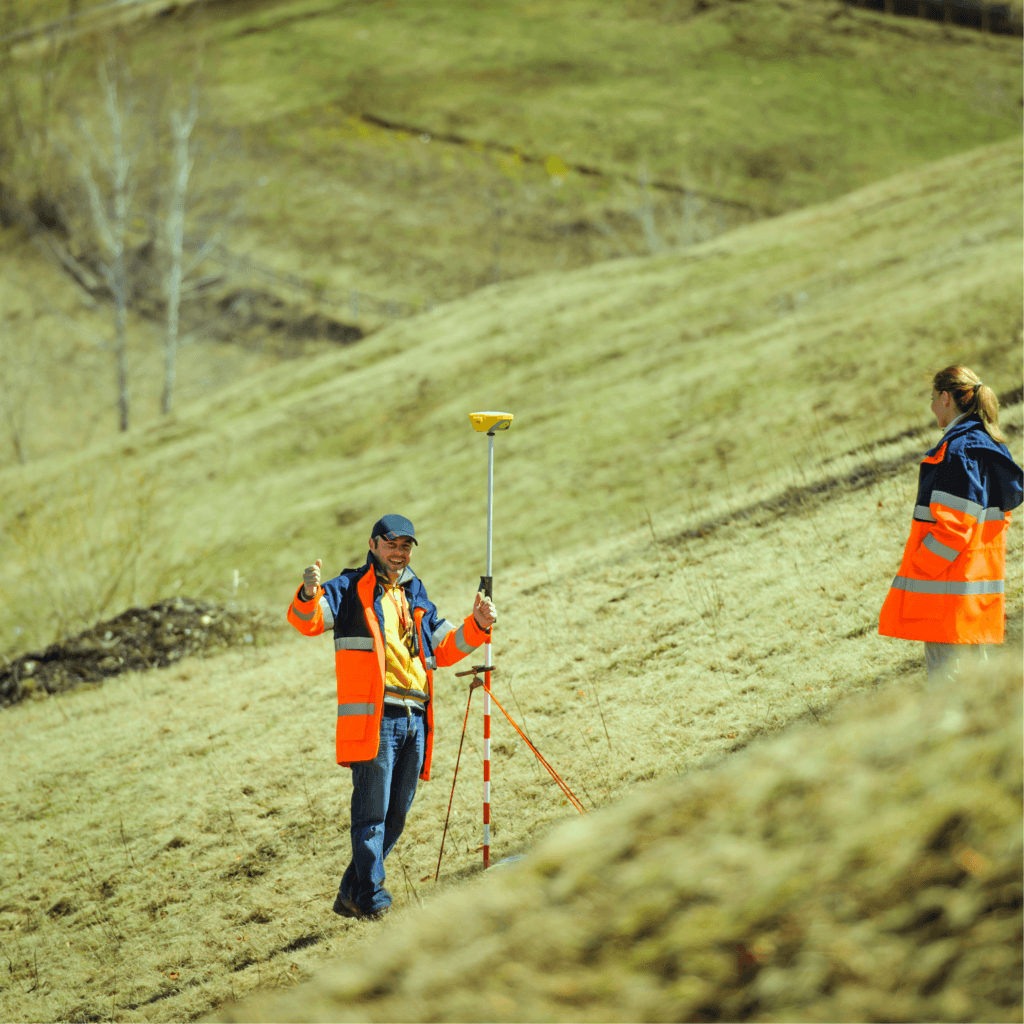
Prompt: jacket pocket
<box><xmin>335</xmin><ymin>649</ymin><xmax>378</xmax><ymax>742</ymax></box>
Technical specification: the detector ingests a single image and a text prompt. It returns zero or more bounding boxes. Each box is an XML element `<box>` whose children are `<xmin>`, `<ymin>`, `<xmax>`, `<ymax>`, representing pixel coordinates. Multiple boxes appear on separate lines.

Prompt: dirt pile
<box><xmin>0</xmin><ymin>597</ymin><xmax>271</xmax><ymax>709</ymax></box>
<box><xmin>217</xmin><ymin>652</ymin><xmax>1022</xmax><ymax>1024</ymax></box>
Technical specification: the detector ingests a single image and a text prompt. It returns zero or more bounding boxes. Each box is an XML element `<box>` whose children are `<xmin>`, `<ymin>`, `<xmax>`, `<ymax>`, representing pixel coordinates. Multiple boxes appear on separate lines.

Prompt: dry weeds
<box><xmin>0</xmin><ymin>421</ymin><xmax>1019</xmax><ymax>1021</ymax></box>
<box><xmin>1</xmin><ymin>138</ymin><xmax>1020</xmax><ymax>657</ymax></box>
<box><xmin>218</xmin><ymin>652</ymin><xmax>1023</xmax><ymax>1024</ymax></box>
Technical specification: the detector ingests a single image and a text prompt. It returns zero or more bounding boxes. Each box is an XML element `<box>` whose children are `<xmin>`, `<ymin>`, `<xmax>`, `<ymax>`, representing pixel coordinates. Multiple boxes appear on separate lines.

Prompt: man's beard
<box><xmin>372</xmin><ymin>548</ymin><xmax>404</xmax><ymax>579</ymax></box>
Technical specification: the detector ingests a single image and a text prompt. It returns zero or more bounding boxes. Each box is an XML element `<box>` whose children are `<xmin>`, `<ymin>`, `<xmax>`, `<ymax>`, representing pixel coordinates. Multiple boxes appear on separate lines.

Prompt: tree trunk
<box><xmin>109</xmin><ymin>74</ymin><xmax>130</xmax><ymax>433</ymax></box>
<box><xmin>83</xmin><ymin>58</ymin><xmax>134</xmax><ymax>434</ymax></box>
<box><xmin>162</xmin><ymin>287</ymin><xmax>179</xmax><ymax>416</ymax></box>
<box><xmin>115</xmin><ymin>272</ymin><xmax>129</xmax><ymax>432</ymax></box>
<box><xmin>162</xmin><ymin>103</ymin><xmax>195</xmax><ymax>416</ymax></box>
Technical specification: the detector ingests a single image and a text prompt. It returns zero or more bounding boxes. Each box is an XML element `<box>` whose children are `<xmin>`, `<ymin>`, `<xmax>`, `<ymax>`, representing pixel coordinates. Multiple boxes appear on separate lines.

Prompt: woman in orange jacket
<box><xmin>878</xmin><ymin>366</ymin><xmax>1022</xmax><ymax>683</ymax></box>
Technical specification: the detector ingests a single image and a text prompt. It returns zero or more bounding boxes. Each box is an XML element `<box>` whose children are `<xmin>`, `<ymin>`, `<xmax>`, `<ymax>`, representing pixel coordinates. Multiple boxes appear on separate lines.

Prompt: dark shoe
<box><xmin>333</xmin><ymin>893</ymin><xmax>389</xmax><ymax>920</ymax></box>
<box><xmin>332</xmin><ymin>893</ymin><xmax>362</xmax><ymax>918</ymax></box>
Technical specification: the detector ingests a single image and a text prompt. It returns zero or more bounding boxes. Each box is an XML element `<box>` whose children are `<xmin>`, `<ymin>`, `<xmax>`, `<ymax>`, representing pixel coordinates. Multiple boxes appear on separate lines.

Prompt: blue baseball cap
<box><xmin>370</xmin><ymin>514</ymin><xmax>418</xmax><ymax>545</ymax></box>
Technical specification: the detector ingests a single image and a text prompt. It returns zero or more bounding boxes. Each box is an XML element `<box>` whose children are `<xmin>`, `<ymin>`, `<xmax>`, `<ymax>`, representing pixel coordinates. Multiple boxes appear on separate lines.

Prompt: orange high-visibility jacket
<box><xmin>287</xmin><ymin>554</ymin><xmax>490</xmax><ymax>780</ymax></box>
<box><xmin>879</xmin><ymin>415</ymin><xmax>1022</xmax><ymax>644</ymax></box>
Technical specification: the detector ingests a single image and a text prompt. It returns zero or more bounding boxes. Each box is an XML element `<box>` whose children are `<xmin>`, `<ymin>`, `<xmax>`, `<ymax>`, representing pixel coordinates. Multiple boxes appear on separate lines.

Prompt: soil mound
<box><xmin>0</xmin><ymin>597</ymin><xmax>270</xmax><ymax>709</ymax></box>
<box><xmin>216</xmin><ymin>653</ymin><xmax>1022</xmax><ymax>1024</ymax></box>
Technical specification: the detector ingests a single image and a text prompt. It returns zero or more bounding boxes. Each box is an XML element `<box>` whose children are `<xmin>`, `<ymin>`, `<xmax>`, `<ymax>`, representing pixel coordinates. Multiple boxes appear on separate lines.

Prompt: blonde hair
<box><xmin>932</xmin><ymin>364</ymin><xmax>1005</xmax><ymax>444</ymax></box>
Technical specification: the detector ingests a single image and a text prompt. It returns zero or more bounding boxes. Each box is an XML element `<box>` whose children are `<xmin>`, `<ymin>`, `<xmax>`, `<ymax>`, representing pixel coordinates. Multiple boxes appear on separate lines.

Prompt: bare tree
<box><xmin>156</xmin><ymin>75</ymin><xmax>249</xmax><ymax>414</ymax></box>
<box><xmin>75</xmin><ymin>55</ymin><xmax>141</xmax><ymax>432</ymax></box>
<box><xmin>7</xmin><ymin>23</ymin><xmax>243</xmax><ymax>432</ymax></box>
<box><xmin>161</xmin><ymin>92</ymin><xmax>197</xmax><ymax>415</ymax></box>
<box><xmin>156</xmin><ymin>67</ymin><xmax>240</xmax><ymax>416</ymax></box>
<box><xmin>67</xmin><ymin>50</ymin><xmax>242</xmax><ymax>423</ymax></box>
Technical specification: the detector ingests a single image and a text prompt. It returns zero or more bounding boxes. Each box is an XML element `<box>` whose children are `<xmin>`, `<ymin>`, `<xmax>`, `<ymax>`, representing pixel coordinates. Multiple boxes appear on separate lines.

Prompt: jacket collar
<box><xmin>932</xmin><ymin>416</ymin><xmax>1023</xmax><ymax>512</ymax></box>
<box><xmin>938</xmin><ymin>414</ymin><xmax>1010</xmax><ymax>456</ymax></box>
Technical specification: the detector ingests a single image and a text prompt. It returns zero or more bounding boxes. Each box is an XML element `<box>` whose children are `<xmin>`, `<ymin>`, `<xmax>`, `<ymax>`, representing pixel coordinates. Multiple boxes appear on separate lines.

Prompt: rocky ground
<box><xmin>0</xmin><ymin>597</ymin><xmax>271</xmax><ymax>708</ymax></box>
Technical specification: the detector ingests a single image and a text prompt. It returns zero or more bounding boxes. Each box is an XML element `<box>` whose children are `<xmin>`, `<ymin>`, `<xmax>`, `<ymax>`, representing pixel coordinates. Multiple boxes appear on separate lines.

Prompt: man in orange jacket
<box><xmin>287</xmin><ymin>513</ymin><xmax>497</xmax><ymax>919</ymax></box>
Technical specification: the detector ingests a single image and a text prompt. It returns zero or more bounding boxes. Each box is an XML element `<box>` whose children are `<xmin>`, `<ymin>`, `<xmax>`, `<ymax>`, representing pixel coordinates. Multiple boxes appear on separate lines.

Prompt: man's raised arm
<box><xmin>288</xmin><ymin>558</ymin><xmax>327</xmax><ymax>635</ymax></box>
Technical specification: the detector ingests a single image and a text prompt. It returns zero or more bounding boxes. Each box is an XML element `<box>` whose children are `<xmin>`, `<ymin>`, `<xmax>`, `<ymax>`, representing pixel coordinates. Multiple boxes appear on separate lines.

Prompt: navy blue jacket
<box><xmin>315</xmin><ymin>553</ymin><xmax>462</xmax><ymax>670</ymax></box>
<box><xmin>914</xmin><ymin>416</ymin><xmax>1022</xmax><ymax>524</ymax></box>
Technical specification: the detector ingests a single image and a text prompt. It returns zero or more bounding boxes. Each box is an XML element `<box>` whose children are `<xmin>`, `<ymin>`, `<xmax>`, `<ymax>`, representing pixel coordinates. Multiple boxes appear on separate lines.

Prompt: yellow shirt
<box><xmin>379</xmin><ymin>579</ymin><xmax>428</xmax><ymax>707</ymax></box>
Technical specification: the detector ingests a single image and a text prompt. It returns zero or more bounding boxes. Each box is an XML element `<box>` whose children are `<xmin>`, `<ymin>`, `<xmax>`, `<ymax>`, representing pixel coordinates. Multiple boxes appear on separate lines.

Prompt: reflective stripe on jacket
<box><xmin>878</xmin><ymin>416</ymin><xmax>1022</xmax><ymax>644</ymax></box>
<box><xmin>287</xmin><ymin>553</ymin><xmax>490</xmax><ymax>779</ymax></box>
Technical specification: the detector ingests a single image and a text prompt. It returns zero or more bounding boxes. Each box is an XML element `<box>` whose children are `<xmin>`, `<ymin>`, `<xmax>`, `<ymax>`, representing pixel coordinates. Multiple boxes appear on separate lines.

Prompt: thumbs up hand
<box><xmin>302</xmin><ymin>559</ymin><xmax>322</xmax><ymax>600</ymax></box>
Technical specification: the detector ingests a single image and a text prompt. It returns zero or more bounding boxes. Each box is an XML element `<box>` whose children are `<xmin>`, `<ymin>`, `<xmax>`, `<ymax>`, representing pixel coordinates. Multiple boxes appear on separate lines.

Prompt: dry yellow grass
<box><xmin>0</xmin><ymin>139</ymin><xmax>1020</xmax><ymax>1022</ymax></box>
<box><xmin>0</xmin><ymin>401</ymin><xmax>1019</xmax><ymax>1021</ymax></box>
<box><xmin>216</xmin><ymin>650</ymin><xmax>1024</xmax><ymax>1024</ymax></box>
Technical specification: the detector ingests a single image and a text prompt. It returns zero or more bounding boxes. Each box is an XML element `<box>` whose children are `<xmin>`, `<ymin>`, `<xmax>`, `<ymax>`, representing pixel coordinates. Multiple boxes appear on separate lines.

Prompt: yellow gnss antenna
<box><xmin>468</xmin><ymin>411</ymin><xmax>513</xmax><ymax>433</ymax></box>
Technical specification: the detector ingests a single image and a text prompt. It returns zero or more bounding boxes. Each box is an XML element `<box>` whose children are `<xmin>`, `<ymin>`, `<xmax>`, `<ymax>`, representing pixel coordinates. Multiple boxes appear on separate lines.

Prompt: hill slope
<box><xmin>3</xmin><ymin>0</ymin><xmax>1021</xmax><ymax>471</ymax></box>
<box><xmin>218</xmin><ymin>654</ymin><xmax>1023</xmax><ymax>1024</ymax></box>
<box><xmin>1</xmin><ymin>407</ymin><xmax>1020</xmax><ymax>1021</ymax></box>
<box><xmin>0</xmin><ymin>140</ymin><xmax>1020</xmax><ymax>1023</ymax></box>
<box><xmin>0</xmin><ymin>137</ymin><xmax>1020</xmax><ymax>657</ymax></box>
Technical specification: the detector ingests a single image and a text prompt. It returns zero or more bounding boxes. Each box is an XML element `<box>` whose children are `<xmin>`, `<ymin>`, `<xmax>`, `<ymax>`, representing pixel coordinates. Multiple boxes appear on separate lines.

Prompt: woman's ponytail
<box><xmin>932</xmin><ymin>365</ymin><xmax>1005</xmax><ymax>444</ymax></box>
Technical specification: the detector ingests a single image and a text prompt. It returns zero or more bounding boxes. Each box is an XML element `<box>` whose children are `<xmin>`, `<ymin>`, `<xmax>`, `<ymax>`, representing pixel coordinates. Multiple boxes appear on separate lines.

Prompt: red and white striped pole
<box><xmin>482</xmin><ymin>428</ymin><xmax>495</xmax><ymax>869</ymax></box>
<box><xmin>468</xmin><ymin>412</ymin><xmax>513</xmax><ymax>870</ymax></box>
<box><xmin>482</xmin><ymin>670</ymin><xmax>491</xmax><ymax>868</ymax></box>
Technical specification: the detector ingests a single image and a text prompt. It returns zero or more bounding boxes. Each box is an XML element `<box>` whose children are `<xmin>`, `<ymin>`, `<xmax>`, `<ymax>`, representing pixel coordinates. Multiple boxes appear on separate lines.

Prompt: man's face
<box><xmin>369</xmin><ymin>536</ymin><xmax>414</xmax><ymax>579</ymax></box>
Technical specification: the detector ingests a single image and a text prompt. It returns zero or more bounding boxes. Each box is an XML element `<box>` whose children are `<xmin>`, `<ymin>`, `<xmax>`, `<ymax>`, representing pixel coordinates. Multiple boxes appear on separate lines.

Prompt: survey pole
<box><xmin>468</xmin><ymin>411</ymin><xmax>513</xmax><ymax>869</ymax></box>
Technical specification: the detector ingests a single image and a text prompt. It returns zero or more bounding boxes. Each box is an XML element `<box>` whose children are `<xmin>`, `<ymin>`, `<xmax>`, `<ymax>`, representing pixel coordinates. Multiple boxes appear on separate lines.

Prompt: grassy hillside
<box><xmin>220</xmin><ymin>654</ymin><xmax>1023</xmax><ymax>1024</ymax></box>
<box><xmin>0</xmin><ymin>137</ymin><xmax>1020</xmax><ymax>657</ymax></box>
<box><xmin>111</xmin><ymin>0</ymin><xmax>1024</xmax><ymax>216</ymax></box>
<box><xmin>0</xmin><ymin>421</ymin><xmax>1019</xmax><ymax>1022</ymax></box>
<box><xmin>2</xmin><ymin>0</ymin><xmax>1021</xmax><ymax>470</ymax></box>
<box><xmin>0</xmin><ymin>137</ymin><xmax>1021</xmax><ymax>1022</ymax></box>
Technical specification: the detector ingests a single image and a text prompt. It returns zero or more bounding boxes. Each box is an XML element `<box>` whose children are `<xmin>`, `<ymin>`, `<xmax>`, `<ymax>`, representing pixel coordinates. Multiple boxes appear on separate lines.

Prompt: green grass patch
<box><xmin>170</xmin><ymin>0</ymin><xmax>1022</xmax><ymax>210</ymax></box>
<box><xmin>0</xmin><ymin>137</ymin><xmax>1019</xmax><ymax>656</ymax></box>
<box><xmin>6</xmin><ymin>0</ymin><xmax>1022</xmax><ymax>311</ymax></box>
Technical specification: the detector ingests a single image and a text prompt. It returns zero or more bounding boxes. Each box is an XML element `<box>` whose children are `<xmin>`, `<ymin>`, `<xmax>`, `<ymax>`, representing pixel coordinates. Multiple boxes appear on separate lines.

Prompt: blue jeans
<box><xmin>337</xmin><ymin>705</ymin><xmax>426</xmax><ymax>914</ymax></box>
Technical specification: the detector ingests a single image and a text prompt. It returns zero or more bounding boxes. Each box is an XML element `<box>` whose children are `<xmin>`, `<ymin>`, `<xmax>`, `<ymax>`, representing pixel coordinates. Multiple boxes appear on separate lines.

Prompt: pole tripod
<box><xmin>439</xmin><ymin>411</ymin><xmax>585</xmax><ymax>877</ymax></box>
<box><xmin>435</xmin><ymin>412</ymin><xmax>589</xmax><ymax>879</ymax></box>
<box><xmin>437</xmin><ymin>657</ymin><xmax>585</xmax><ymax>881</ymax></box>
